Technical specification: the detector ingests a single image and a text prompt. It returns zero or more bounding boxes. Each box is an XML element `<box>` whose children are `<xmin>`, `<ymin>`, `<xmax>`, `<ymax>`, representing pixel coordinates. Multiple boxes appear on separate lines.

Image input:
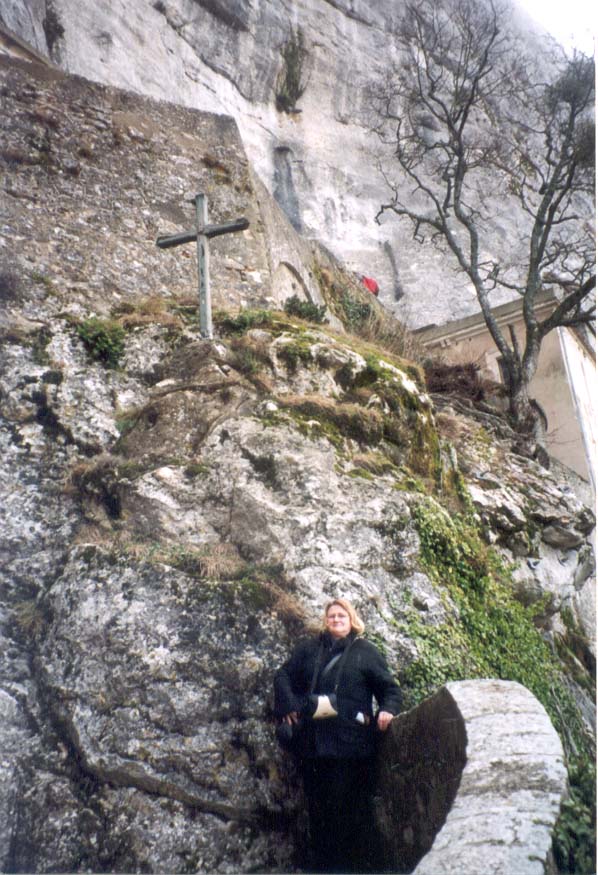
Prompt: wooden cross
<box><xmin>156</xmin><ymin>193</ymin><xmax>249</xmax><ymax>339</ymax></box>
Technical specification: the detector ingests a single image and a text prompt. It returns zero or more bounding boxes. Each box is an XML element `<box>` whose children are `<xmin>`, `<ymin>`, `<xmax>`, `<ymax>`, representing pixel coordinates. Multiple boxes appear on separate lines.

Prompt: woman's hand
<box><xmin>284</xmin><ymin>711</ymin><xmax>300</xmax><ymax>725</ymax></box>
<box><xmin>377</xmin><ymin>711</ymin><xmax>394</xmax><ymax>732</ymax></box>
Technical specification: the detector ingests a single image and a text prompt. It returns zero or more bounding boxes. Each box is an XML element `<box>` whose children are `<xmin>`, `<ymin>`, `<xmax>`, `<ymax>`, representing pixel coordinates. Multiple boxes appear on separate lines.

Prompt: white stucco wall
<box><xmin>558</xmin><ymin>328</ymin><xmax>597</xmax><ymax>496</ymax></box>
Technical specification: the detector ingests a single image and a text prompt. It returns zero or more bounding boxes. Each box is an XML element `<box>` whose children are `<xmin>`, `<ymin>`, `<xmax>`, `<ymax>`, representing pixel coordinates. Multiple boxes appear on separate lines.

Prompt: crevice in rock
<box><xmin>273</xmin><ymin>146</ymin><xmax>303</xmax><ymax>232</ymax></box>
<box><xmin>240</xmin><ymin>446</ymin><xmax>281</xmax><ymax>490</ymax></box>
<box><xmin>321</xmin><ymin>0</ymin><xmax>373</xmax><ymax>26</ymax></box>
<box><xmin>42</xmin><ymin>1</ymin><xmax>64</xmax><ymax>57</ymax></box>
<box><xmin>191</xmin><ymin>0</ymin><xmax>251</xmax><ymax>32</ymax></box>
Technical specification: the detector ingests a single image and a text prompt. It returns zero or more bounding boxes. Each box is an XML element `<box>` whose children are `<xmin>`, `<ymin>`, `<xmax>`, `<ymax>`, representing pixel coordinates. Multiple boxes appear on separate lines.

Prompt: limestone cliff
<box><xmin>1</xmin><ymin>0</ymin><xmax>565</xmax><ymax>328</ymax></box>
<box><xmin>0</xmin><ymin>58</ymin><xmax>595</xmax><ymax>874</ymax></box>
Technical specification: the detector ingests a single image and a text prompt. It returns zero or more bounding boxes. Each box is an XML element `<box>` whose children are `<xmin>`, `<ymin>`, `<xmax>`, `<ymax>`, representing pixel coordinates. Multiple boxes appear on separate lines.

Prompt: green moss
<box><xmin>351</xmin><ymin>451</ymin><xmax>398</xmax><ymax>477</ymax></box>
<box><xmin>442</xmin><ymin>461</ymin><xmax>475</xmax><ymax>515</ymax></box>
<box><xmin>184</xmin><ymin>463</ymin><xmax>210</xmax><ymax>478</ymax></box>
<box><xmin>472</xmin><ymin>425</ymin><xmax>494</xmax><ymax>462</ymax></box>
<box><xmin>401</xmin><ymin>497</ymin><xmax>595</xmax><ymax>873</ymax></box>
<box><xmin>285</xmin><ymin>409</ymin><xmax>346</xmax><ymax>451</ymax></box>
<box><xmin>277</xmin><ymin>338</ymin><xmax>314</xmax><ymax>372</ymax></box>
<box><xmin>405</xmin><ymin>413</ymin><xmax>442</xmax><ymax>483</ymax></box>
<box><xmin>115</xmin><ymin>460</ymin><xmax>157</xmax><ymax>480</ymax></box>
<box><xmin>346</xmin><ymin>467</ymin><xmax>375</xmax><ymax>481</ymax></box>
<box><xmin>393</xmin><ymin>471</ymin><xmax>428</xmax><ymax>494</ymax></box>
<box><xmin>75</xmin><ymin>318</ymin><xmax>125</xmax><ymax>368</ymax></box>
<box><xmin>225</xmin><ymin>575</ymin><xmax>275</xmax><ymax>611</ymax></box>
<box><xmin>115</xmin><ymin>413</ymin><xmax>138</xmax><ymax>437</ymax></box>
<box><xmin>283</xmin><ymin>295</ymin><xmax>328</xmax><ymax>324</ymax></box>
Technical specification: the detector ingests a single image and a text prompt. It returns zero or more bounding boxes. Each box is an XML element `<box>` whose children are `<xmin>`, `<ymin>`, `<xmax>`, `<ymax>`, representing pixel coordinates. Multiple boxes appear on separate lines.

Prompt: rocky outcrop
<box><xmin>433</xmin><ymin>402</ymin><xmax>596</xmax><ymax>660</ymax></box>
<box><xmin>3</xmin><ymin>0</ymin><xmax>558</xmax><ymax>328</ymax></box>
<box><xmin>1</xmin><ymin>58</ymin><xmax>594</xmax><ymax>873</ymax></box>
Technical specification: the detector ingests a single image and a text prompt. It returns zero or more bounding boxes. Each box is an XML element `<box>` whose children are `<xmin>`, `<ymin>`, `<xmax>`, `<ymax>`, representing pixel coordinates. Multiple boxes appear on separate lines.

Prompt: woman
<box><xmin>274</xmin><ymin>598</ymin><xmax>402</xmax><ymax>874</ymax></box>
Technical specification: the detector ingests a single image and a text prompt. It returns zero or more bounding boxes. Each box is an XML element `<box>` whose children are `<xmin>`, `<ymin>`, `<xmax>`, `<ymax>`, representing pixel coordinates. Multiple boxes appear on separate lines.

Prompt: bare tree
<box><xmin>372</xmin><ymin>0</ymin><xmax>595</xmax><ymax>441</ymax></box>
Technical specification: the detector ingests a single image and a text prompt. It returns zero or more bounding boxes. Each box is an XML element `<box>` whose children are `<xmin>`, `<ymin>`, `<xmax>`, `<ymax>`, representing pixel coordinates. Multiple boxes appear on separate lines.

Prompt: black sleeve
<box><xmin>273</xmin><ymin>638</ymin><xmax>315</xmax><ymax>718</ymax></box>
<box><xmin>363</xmin><ymin>641</ymin><xmax>403</xmax><ymax>715</ymax></box>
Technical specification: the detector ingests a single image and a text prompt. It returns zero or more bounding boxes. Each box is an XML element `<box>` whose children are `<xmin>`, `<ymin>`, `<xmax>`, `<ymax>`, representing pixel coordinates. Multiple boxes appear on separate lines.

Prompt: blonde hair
<box><xmin>323</xmin><ymin>598</ymin><xmax>365</xmax><ymax>635</ymax></box>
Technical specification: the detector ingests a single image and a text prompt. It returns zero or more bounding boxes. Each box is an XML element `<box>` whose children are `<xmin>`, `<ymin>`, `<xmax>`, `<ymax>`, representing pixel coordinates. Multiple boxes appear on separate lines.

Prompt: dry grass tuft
<box><xmin>14</xmin><ymin>600</ymin><xmax>45</xmax><ymax>639</ymax></box>
<box><xmin>350</xmin><ymin>451</ymin><xmax>397</xmax><ymax>476</ymax></box>
<box><xmin>112</xmin><ymin>296</ymin><xmax>183</xmax><ymax>329</ymax></box>
<box><xmin>280</xmin><ymin>393</ymin><xmax>384</xmax><ymax>445</ymax></box>
<box><xmin>194</xmin><ymin>543</ymin><xmax>247</xmax><ymax>580</ymax></box>
<box><xmin>424</xmin><ymin>360</ymin><xmax>493</xmax><ymax>402</ymax></box>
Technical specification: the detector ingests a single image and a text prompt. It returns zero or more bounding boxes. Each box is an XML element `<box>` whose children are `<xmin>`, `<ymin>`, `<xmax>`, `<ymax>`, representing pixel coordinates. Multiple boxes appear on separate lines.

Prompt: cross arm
<box><xmin>156</xmin><ymin>217</ymin><xmax>249</xmax><ymax>249</ymax></box>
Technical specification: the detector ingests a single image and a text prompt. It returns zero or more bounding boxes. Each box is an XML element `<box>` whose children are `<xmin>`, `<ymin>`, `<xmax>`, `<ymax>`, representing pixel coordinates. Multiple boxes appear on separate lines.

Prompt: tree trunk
<box><xmin>508</xmin><ymin>379</ymin><xmax>549</xmax><ymax>466</ymax></box>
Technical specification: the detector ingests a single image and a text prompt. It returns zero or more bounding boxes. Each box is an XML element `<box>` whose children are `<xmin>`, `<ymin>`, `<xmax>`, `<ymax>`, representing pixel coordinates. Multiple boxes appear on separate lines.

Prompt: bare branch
<box><xmin>370</xmin><ymin>0</ymin><xmax>595</xmax><ymax>433</ymax></box>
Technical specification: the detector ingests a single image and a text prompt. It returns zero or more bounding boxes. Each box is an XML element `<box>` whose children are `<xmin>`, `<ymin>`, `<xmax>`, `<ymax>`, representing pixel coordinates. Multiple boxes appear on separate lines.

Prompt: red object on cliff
<box><xmin>361</xmin><ymin>276</ymin><xmax>379</xmax><ymax>296</ymax></box>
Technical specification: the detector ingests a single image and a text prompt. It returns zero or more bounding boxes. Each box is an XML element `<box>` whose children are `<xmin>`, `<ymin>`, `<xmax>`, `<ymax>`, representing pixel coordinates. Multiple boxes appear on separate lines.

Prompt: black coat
<box><xmin>274</xmin><ymin>631</ymin><xmax>402</xmax><ymax>759</ymax></box>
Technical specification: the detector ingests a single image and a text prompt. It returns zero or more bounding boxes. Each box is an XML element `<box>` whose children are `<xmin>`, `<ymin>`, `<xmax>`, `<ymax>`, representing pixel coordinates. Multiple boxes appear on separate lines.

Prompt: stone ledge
<box><xmin>413</xmin><ymin>680</ymin><xmax>566</xmax><ymax>875</ymax></box>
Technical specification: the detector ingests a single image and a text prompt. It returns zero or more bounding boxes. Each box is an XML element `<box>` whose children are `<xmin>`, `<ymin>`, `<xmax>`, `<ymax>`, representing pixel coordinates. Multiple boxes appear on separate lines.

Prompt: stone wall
<box><xmin>0</xmin><ymin>55</ymin><xmax>337</xmax><ymax>325</ymax></box>
<box><xmin>415</xmin><ymin>681</ymin><xmax>568</xmax><ymax>875</ymax></box>
<box><xmin>376</xmin><ymin>680</ymin><xmax>568</xmax><ymax>875</ymax></box>
<box><xmin>375</xmin><ymin>687</ymin><xmax>467</xmax><ymax>871</ymax></box>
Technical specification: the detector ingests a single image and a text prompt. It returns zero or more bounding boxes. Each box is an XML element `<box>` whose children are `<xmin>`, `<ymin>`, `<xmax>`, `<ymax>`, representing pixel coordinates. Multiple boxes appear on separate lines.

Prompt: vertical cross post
<box><xmin>194</xmin><ymin>193</ymin><xmax>213</xmax><ymax>340</ymax></box>
<box><xmin>156</xmin><ymin>195</ymin><xmax>249</xmax><ymax>338</ymax></box>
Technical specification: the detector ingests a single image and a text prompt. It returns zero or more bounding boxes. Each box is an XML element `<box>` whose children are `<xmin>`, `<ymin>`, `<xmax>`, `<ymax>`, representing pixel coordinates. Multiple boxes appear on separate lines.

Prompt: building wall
<box><xmin>558</xmin><ymin>328</ymin><xmax>597</xmax><ymax>493</ymax></box>
<box><xmin>424</xmin><ymin>317</ymin><xmax>592</xmax><ymax>484</ymax></box>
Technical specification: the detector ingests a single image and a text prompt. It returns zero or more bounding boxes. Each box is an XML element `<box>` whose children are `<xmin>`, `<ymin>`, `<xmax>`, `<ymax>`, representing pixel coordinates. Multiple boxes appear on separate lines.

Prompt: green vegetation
<box><xmin>76</xmin><ymin>317</ymin><xmax>126</xmax><ymax>368</ymax></box>
<box><xmin>399</xmin><ymin>497</ymin><xmax>595</xmax><ymax>873</ymax></box>
<box><xmin>340</xmin><ymin>291</ymin><xmax>373</xmax><ymax>328</ymax></box>
<box><xmin>283</xmin><ymin>294</ymin><xmax>328</xmax><ymax>324</ymax></box>
<box><xmin>406</xmin><ymin>500</ymin><xmax>589</xmax><ymax>742</ymax></box>
<box><xmin>282</xmin><ymin>396</ymin><xmax>384</xmax><ymax>447</ymax></box>
<box><xmin>346</xmin><ymin>467</ymin><xmax>375</xmax><ymax>481</ymax></box>
<box><xmin>350</xmin><ymin>451</ymin><xmax>398</xmax><ymax>477</ymax></box>
<box><xmin>312</xmin><ymin>262</ymin><xmax>425</xmax><ymax>363</ymax></box>
<box><xmin>277</xmin><ymin>338</ymin><xmax>314</xmax><ymax>372</ymax></box>
<box><xmin>31</xmin><ymin>270</ymin><xmax>55</xmax><ymax>291</ymax></box>
<box><xmin>115</xmin><ymin>413</ymin><xmax>138</xmax><ymax>437</ymax></box>
<box><xmin>275</xmin><ymin>28</ymin><xmax>308</xmax><ymax>113</ymax></box>
<box><xmin>215</xmin><ymin>309</ymin><xmax>273</xmax><ymax>334</ymax></box>
<box><xmin>554</xmin><ymin>755</ymin><xmax>597</xmax><ymax>874</ymax></box>
<box><xmin>183</xmin><ymin>463</ymin><xmax>210</xmax><ymax>479</ymax></box>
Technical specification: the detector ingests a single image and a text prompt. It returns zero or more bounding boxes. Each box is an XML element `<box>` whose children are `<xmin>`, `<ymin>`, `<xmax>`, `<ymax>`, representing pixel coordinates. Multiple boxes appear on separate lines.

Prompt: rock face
<box><xmin>3</xmin><ymin>0</ymin><xmax>556</xmax><ymax>328</ymax></box>
<box><xmin>0</xmin><ymin>59</ymin><xmax>595</xmax><ymax>873</ymax></box>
